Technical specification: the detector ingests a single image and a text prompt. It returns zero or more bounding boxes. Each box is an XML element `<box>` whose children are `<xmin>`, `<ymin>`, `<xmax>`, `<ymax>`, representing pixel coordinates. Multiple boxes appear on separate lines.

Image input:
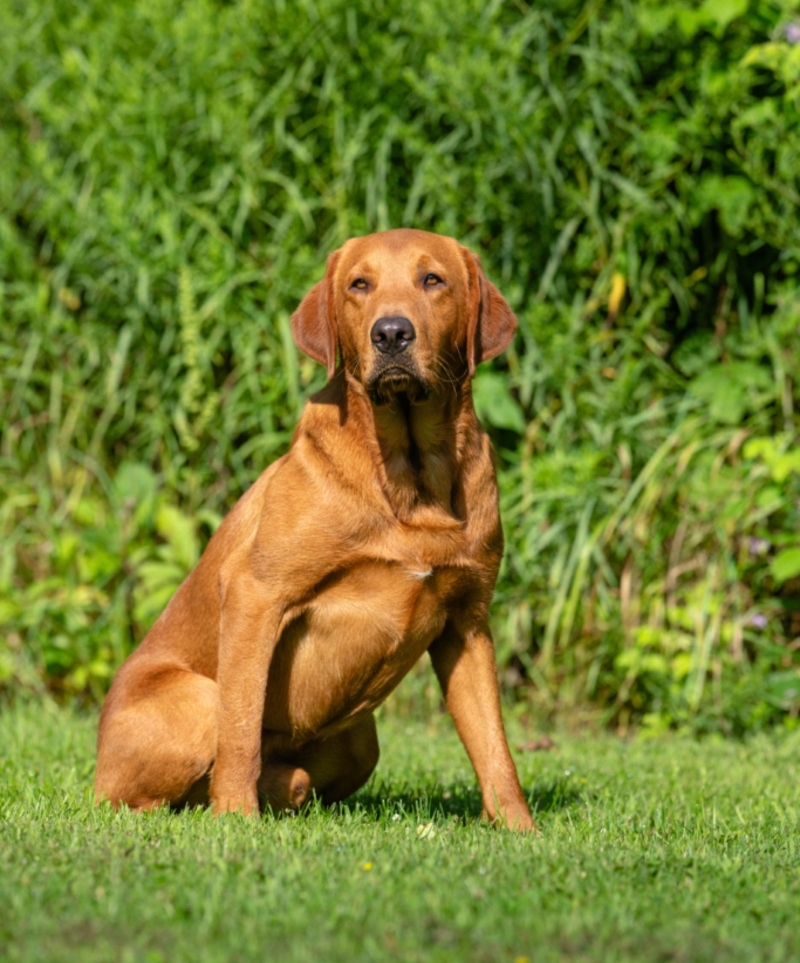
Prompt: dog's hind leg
<box><xmin>258</xmin><ymin>713</ymin><xmax>380</xmax><ymax>811</ymax></box>
<box><xmin>94</xmin><ymin>665</ymin><xmax>218</xmax><ymax>811</ymax></box>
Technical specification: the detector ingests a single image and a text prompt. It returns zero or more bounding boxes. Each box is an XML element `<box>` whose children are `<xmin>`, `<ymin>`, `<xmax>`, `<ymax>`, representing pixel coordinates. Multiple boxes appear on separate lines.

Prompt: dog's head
<box><xmin>291</xmin><ymin>229</ymin><xmax>516</xmax><ymax>403</ymax></box>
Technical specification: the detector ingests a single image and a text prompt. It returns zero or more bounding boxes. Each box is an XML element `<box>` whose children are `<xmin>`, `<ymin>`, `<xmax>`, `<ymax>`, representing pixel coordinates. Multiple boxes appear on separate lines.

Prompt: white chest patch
<box><xmin>409</xmin><ymin>568</ymin><xmax>433</xmax><ymax>580</ymax></box>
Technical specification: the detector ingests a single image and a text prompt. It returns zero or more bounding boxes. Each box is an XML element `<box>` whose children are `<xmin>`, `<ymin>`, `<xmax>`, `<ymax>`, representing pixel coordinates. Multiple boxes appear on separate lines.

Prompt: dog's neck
<box><xmin>303</xmin><ymin>371</ymin><xmax>484</xmax><ymax>528</ymax></box>
<box><xmin>353</xmin><ymin>376</ymin><xmax>476</xmax><ymax>527</ymax></box>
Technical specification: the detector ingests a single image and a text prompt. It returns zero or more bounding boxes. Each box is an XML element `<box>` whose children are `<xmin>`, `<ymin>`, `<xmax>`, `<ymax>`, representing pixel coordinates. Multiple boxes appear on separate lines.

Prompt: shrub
<box><xmin>1</xmin><ymin>0</ymin><xmax>798</xmax><ymax>729</ymax></box>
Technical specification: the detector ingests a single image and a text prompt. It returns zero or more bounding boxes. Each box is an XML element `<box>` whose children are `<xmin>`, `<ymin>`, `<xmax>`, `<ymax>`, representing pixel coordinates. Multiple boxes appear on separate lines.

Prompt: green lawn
<box><xmin>1</xmin><ymin>700</ymin><xmax>798</xmax><ymax>963</ymax></box>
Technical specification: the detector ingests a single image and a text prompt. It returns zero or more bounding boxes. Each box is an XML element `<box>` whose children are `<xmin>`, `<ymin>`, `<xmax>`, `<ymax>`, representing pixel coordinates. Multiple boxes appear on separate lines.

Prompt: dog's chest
<box><xmin>307</xmin><ymin>558</ymin><xmax>456</xmax><ymax>658</ymax></box>
<box><xmin>263</xmin><ymin>559</ymin><xmax>464</xmax><ymax>735</ymax></box>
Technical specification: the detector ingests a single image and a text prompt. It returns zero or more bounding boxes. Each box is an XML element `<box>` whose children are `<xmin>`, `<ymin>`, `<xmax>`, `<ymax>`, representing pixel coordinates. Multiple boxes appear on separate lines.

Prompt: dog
<box><xmin>95</xmin><ymin>228</ymin><xmax>535</xmax><ymax>832</ymax></box>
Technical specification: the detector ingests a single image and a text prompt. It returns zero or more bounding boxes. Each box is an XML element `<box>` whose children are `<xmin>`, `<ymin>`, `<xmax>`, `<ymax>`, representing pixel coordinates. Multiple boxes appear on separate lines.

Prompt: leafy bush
<box><xmin>1</xmin><ymin>0</ymin><xmax>798</xmax><ymax>730</ymax></box>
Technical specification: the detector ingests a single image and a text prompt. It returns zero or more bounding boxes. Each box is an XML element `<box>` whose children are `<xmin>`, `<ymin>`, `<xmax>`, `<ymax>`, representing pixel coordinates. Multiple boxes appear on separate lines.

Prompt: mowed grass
<box><xmin>1</xmin><ymin>701</ymin><xmax>799</xmax><ymax>963</ymax></box>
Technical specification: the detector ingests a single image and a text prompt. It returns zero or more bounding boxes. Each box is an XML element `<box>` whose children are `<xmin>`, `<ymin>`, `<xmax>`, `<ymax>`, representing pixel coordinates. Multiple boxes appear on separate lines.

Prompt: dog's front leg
<box><xmin>429</xmin><ymin>619</ymin><xmax>536</xmax><ymax>832</ymax></box>
<box><xmin>210</xmin><ymin>569</ymin><xmax>282</xmax><ymax>816</ymax></box>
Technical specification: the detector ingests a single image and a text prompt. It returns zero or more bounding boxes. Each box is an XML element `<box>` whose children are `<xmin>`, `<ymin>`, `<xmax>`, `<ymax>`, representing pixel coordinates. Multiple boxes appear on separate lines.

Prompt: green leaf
<box><xmin>693</xmin><ymin>175</ymin><xmax>756</xmax><ymax>236</ymax></box>
<box><xmin>472</xmin><ymin>372</ymin><xmax>526</xmax><ymax>434</ymax></box>
<box><xmin>114</xmin><ymin>462</ymin><xmax>158</xmax><ymax>503</ymax></box>
<box><xmin>765</xmin><ymin>670</ymin><xmax>800</xmax><ymax>708</ymax></box>
<box><xmin>0</xmin><ymin>598</ymin><xmax>21</xmax><ymax>624</ymax></box>
<box><xmin>155</xmin><ymin>505</ymin><xmax>199</xmax><ymax>570</ymax></box>
<box><xmin>114</xmin><ymin>462</ymin><xmax>160</xmax><ymax>528</ymax></box>
<box><xmin>677</xmin><ymin>0</ymin><xmax>748</xmax><ymax>37</ymax></box>
<box><xmin>772</xmin><ymin>450</ymin><xmax>800</xmax><ymax>484</ymax></box>
<box><xmin>689</xmin><ymin>362</ymin><xmax>771</xmax><ymax>424</ymax></box>
<box><xmin>135</xmin><ymin>561</ymin><xmax>186</xmax><ymax>589</ymax></box>
<box><xmin>700</xmin><ymin>0</ymin><xmax>748</xmax><ymax>33</ymax></box>
<box><xmin>770</xmin><ymin>548</ymin><xmax>800</xmax><ymax>584</ymax></box>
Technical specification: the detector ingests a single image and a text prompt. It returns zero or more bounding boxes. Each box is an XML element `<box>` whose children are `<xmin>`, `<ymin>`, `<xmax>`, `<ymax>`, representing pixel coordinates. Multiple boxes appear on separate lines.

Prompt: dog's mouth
<box><xmin>366</xmin><ymin>363</ymin><xmax>431</xmax><ymax>406</ymax></box>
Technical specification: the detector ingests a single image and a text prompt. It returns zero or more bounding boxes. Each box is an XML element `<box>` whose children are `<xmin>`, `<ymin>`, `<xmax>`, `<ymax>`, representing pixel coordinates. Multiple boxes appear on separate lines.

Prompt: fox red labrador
<box><xmin>95</xmin><ymin>228</ymin><xmax>534</xmax><ymax>831</ymax></box>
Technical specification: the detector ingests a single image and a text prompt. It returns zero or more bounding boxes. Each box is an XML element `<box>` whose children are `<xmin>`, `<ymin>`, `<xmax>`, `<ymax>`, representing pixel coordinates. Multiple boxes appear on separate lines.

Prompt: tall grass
<box><xmin>1</xmin><ymin>0</ymin><xmax>799</xmax><ymax>729</ymax></box>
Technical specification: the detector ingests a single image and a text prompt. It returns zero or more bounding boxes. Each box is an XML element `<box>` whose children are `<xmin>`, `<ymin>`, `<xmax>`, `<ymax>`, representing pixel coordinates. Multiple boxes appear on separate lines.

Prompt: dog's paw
<box><xmin>210</xmin><ymin>786</ymin><xmax>260</xmax><ymax>817</ymax></box>
<box><xmin>483</xmin><ymin>804</ymin><xmax>538</xmax><ymax>834</ymax></box>
<box><xmin>505</xmin><ymin>810</ymin><xmax>539</xmax><ymax>834</ymax></box>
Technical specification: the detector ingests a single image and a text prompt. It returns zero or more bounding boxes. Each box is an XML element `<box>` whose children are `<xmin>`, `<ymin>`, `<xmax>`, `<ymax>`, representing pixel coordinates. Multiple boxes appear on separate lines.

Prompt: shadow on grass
<box><xmin>336</xmin><ymin>775</ymin><xmax>583</xmax><ymax>823</ymax></box>
<box><xmin>171</xmin><ymin>773</ymin><xmax>584</xmax><ymax>824</ymax></box>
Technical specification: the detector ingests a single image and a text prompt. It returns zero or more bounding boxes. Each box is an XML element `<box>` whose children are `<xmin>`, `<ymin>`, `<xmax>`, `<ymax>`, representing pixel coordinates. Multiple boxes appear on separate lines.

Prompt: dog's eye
<box><xmin>350</xmin><ymin>278</ymin><xmax>369</xmax><ymax>291</ymax></box>
<box><xmin>423</xmin><ymin>273</ymin><xmax>443</xmax><ymax>287</ymax></box>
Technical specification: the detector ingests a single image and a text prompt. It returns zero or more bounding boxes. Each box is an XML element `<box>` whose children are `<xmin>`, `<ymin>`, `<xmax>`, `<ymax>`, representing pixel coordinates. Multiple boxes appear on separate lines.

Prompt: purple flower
<box><xmin>748</xmin><ymin>612</ymin><xmax>768</xmax><ymax>630</ymax></box>
<box><xmin>747</xmin><ymin>537</ymin><xmax>771</xmax><ymax>557</ymax></box>
<box><xmin>785</xmin><ymin>21</ymin><xmax>800</xmax><ymax>44</ymax></box>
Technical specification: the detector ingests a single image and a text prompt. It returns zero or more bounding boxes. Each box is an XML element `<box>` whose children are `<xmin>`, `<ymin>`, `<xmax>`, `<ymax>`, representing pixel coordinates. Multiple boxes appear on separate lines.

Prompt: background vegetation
<box><xmin>1</xmin><ymin>0</ymin><xmax>799</xmax><ymax>733</ymax></box>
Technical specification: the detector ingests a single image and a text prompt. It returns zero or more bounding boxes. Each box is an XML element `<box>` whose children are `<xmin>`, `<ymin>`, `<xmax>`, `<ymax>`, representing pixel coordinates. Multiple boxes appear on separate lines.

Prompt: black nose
<box><xmin>370</xmin><ymin>316</ymin><xmax>416</xmax><ymax>355</ymax></box>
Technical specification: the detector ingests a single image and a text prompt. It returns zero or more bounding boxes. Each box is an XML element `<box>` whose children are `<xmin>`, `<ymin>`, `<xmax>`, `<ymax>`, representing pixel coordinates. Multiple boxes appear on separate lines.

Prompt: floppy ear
<box><xmin>462</xmin><ymin>248</ymin><xmax>517</xmax><ymax>377</ymax></box>
<box><xmin>290</xmin><ymin>249</ymin><xmax>341</xmax><ymax>380</ymax></box>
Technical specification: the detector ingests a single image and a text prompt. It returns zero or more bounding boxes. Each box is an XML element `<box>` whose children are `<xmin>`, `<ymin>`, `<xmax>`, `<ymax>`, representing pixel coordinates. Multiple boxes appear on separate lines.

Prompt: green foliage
<box><xmin>1</xmin><ymin>0</ymin><xmax>799</xmax><ymax>729</ymax></box>
<box><xmin>0</xmin><ymin>459</ymin><xmax>214</xmax><ymax>699</ymax></box>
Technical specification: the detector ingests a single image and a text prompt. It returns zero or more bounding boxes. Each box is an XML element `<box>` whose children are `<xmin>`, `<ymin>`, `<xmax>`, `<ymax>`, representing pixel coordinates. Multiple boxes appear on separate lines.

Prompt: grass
<box><xmin>1</xmin><ymin>699</ymin><xmax>799</xmax><ymax>963</ymax></box>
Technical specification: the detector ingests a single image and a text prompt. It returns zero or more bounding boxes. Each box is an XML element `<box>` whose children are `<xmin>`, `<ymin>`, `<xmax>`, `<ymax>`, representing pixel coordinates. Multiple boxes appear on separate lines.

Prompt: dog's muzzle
<box><xmin>365</xmin><ymin>316</ymin><xmax>424</xmax><ymax>403</ymax></box>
